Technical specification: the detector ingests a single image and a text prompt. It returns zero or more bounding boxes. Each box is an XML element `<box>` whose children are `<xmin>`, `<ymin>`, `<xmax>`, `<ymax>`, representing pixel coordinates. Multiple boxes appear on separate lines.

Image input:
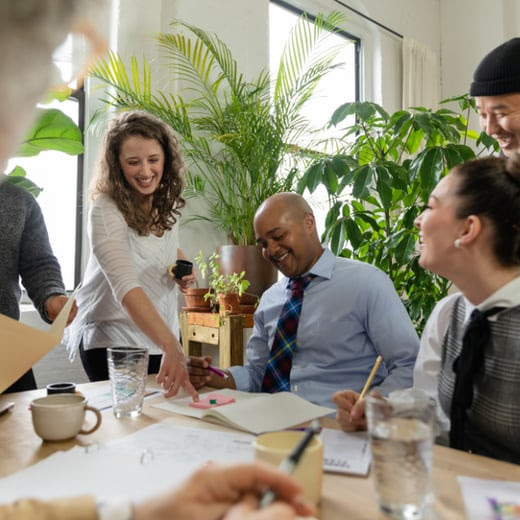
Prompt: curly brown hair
<box><xmin>92</xmin><ymin>110</ymin><xmax>185</xmax><ymax>235</ymax></box>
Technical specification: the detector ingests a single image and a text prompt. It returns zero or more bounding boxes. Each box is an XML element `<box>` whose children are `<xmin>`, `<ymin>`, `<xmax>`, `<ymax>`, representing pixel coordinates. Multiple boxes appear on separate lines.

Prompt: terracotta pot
<box><xmin>240</xmin><ymin>292</ymin><xmax>260</xmax><ymax>305</ymax></box>
<box><xmin>183</xmin><ymin>288</ymin><xmax>211</xmax><ymax>311</ymax></box>
<box><xmin>216</xmin><ymin>245</ymin><xmax>277</xmax><ymax>298</ymax></box>
<box><xmin>218</xmin><ymin>292</ymin><xmax>241</xmax><ymax>315</ymax></box>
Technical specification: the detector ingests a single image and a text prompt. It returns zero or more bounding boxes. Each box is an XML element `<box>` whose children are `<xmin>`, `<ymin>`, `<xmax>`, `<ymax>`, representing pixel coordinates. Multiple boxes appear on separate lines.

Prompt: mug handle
<box><xmin>80</xmin><ymin>405</ymin><xmax>102</xmax><ymax>435</ymax></box>
<box><xmin>167</xmin><ymin>263</ymin><xmax>177</xmax><ymax>279</ymax></box>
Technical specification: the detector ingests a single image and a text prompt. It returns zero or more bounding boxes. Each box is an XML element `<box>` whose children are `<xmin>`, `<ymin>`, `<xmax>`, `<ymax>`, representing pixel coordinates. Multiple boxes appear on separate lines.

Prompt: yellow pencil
<box><xmin>358</xmin><ymin>355</ymin><xmax>382</xmax><ymax>400</ymax></box>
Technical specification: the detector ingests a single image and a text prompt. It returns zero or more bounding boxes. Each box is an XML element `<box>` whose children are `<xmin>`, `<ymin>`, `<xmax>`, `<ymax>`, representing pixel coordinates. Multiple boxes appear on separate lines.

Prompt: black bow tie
<box><xmin>449</xmin><ymin>306</ymin><xmax>505</xmax><ymax>450</ymax></box>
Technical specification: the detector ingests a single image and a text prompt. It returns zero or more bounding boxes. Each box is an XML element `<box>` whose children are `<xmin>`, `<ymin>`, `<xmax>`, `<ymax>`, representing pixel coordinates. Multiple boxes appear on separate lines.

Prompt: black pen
<box><xmin>259</xmin><ymin>420</ymin><xmax>321</xmax><ymax>508</ymax></box>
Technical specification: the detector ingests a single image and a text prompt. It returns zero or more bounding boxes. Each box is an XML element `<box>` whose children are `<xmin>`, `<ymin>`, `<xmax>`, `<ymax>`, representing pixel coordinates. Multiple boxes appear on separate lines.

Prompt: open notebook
<box><xmin>154</xmin><ymin>389</ymin><xmax>334</xmax><ymax>434</ymax></box>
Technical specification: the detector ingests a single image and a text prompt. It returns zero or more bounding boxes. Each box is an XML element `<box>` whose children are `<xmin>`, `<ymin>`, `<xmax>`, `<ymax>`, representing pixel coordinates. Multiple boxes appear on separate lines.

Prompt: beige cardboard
<box><xmin>0</xmin><ymin>289</ymin><xmax>78</xmax><ymax>393</ymax></box>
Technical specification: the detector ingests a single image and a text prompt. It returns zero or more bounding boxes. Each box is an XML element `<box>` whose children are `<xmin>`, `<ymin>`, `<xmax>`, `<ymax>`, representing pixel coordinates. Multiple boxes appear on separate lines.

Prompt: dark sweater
<box><xmin>0</xmin><ymin>181</ymin><xmax>65</xmax><ymax>323</ymax></box>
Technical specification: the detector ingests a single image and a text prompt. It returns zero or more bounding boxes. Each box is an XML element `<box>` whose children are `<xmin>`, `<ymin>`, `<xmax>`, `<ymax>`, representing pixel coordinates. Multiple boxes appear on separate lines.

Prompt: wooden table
<box><xmin>180</xmin><ymin>311</ymin><xmax>253</xmax><ymax>367</ymax></box>
<box><xmin>1</xmin><ymin>380</ymin><xmax>519</xmax><ymax>519</ymax></box>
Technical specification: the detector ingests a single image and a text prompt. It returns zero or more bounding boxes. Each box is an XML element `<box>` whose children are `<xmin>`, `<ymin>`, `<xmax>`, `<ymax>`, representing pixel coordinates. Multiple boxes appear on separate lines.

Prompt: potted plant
<box><xmin>90</xmin><ymin>12</ymin><xmax>346</xmax><ymax>296</ymax></box>
<box><xmin>196</xmin><ymin>252</ymin><xmax>250</xmax><ymax>315</ymax></box>
<box><xmin>297</xmin><ymin>94</ymin><xmax>498</xmax><ymax>333</ymax></box>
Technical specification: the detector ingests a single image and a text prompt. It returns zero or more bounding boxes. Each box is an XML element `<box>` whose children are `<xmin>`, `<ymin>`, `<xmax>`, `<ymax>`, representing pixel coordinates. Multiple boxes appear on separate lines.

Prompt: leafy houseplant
<box><xmin>5</xmin><ymin>99</ymin><xmax>84</xmax><ymax>195</ymax></box>
<box><xmin>90</xmin><ymin>13</ymin><xmax>346</xmax><ymax>245</ymax></box>
<box><xmin>196</xmin><ymin>251</ymin><xmax>250</xmax><ymax>314</ymax></box>
<box><xmin>298</xmin><ymin>95</ymin><xmax>498</xmax><ymax>333</ymax></box>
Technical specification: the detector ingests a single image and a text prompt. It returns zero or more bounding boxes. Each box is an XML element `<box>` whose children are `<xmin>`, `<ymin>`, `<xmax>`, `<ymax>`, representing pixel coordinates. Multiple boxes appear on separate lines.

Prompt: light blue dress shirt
<box><xmin>228</xmin><ymin>248</ymin><xmax>419</xmax><ymax>408</ymax></box>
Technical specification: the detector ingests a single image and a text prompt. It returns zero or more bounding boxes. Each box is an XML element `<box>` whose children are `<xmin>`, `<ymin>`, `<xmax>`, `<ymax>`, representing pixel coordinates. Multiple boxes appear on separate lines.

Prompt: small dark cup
<box><xmin>168</xmin><ymin>259</ymin><xmax>193</xmax><ymax>279</ymax></box>
<box><xmin>46</xmin><ymin>382</ymin><xmax>76</xmax><ymax>395</ymax></box>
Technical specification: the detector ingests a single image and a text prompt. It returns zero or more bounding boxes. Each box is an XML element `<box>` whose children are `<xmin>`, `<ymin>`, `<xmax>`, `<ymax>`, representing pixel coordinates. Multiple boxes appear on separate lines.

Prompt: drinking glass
<box><xmin>366</xmin><ymin>389</ymin><xmax>437</xmax><ymax>519</ymax></box>
<box><xmin>107</xmin><ymin>346</ymin><xmax>149</xmax><ymax>418</ymax></box>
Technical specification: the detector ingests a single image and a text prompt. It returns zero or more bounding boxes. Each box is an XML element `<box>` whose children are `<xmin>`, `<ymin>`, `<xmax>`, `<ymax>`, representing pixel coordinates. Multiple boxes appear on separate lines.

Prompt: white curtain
<box><xmin>402</xmin><ymin>37</ymin><xmax>440</xmax><ymax>110</ymax></box>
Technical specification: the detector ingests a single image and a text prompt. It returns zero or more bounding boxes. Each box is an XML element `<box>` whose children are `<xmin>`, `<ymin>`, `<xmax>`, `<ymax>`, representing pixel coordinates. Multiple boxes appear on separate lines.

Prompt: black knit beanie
<box><xmin>470</xmin><ymin>38</ymin><xmax>520</xmax><ymax>96</ymax></box>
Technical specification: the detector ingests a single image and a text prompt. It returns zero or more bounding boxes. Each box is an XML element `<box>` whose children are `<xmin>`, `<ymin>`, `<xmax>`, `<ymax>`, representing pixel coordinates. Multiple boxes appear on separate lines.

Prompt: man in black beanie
<box><xmin>470</xmin><ymin>38</ymin><xmax>520</xmax><ymax>157</ymax></box>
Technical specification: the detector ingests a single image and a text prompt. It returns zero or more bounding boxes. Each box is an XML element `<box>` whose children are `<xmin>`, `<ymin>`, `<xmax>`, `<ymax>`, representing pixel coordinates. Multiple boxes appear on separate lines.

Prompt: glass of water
<box><xmin>366</xmin><ymin>389</ymin><xmax>437</xmax><ymax>519</ymax></box>
<box><xmin>107</xmin><ymin>346</ymin><xmax>149</xmax><ymax>418</ymax></box>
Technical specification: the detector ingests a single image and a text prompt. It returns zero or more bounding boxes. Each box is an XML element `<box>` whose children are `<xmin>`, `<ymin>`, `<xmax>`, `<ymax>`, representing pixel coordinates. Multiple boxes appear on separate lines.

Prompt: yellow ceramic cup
<box><xmin>253</xmin><ymin>430</ymin><xmax>323</xmax><ymax>505</ymax></box>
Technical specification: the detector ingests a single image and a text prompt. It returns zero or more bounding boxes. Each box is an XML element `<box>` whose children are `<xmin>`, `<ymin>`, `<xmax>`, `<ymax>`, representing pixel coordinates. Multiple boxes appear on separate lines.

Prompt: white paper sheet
<box><xmin>0</xmin><ymin>423</ymin><xmax>254</xmax><ymax>503</ymax></box>
<box><xmin>321</xmin><ymin>428</ymin><xmax>371</xmax><ymax>476</ymax></box>
<box><xmin>458</xmin><ymin>476</ymin><xmax>520</xmax><ymax>520</ymax></box>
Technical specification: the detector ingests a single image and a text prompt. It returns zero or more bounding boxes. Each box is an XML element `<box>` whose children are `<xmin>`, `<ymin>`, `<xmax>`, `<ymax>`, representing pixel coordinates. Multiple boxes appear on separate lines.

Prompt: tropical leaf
<box><xmin>4</xmin><ymin>166</ymin><xmax>43</xmax><ymax>196</ymax></box>
<box><xmin>16</xmin><ymin>108</ymin><xmax>83</xmax><ymax>157</ymax></box>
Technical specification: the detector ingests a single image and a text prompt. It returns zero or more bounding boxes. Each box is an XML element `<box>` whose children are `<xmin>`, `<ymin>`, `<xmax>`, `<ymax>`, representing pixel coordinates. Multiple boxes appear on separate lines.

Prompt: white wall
<box><xmin>346</xmin><ymin>0</ymin><xmax>440</xmax><ymax>112</ymax></box>
<box><xmin>440</xmin><ymin>0</ymin><xmax>520</xmax><ymax>99</ymax></box>
<box><xmin>440</xmin><ymin>0</ymin><xmax>520</xmax><ymax>131</ymax></box>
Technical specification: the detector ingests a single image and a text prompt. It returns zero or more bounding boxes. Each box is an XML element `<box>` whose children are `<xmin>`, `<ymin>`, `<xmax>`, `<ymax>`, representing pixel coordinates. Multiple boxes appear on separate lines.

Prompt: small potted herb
<box><xmin>196</xmin><ymin>251</ymin><xmax>250</xmax><ymax>314</ymax></box>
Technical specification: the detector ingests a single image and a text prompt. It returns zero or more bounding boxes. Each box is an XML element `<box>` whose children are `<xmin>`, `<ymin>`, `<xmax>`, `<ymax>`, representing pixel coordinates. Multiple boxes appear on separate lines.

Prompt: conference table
<box><xmin>1</xmin><ymin>378</ymin><xmax>519</xmax><ymax>519</ymax></box>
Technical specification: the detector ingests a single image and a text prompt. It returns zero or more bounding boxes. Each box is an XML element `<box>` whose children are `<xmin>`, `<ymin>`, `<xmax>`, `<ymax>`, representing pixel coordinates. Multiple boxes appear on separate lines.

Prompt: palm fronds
<box><xmin>90</xmin><ymin>13</ymin><xmax>347</xmax><ymax>244</ymax></box>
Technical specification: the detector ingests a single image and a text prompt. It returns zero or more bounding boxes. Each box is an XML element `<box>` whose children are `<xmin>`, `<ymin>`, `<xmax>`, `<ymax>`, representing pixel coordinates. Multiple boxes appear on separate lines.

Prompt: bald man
<box><xmin>188</xmin><ymin>192</ymin><xmax>419</xmax><ymax>408</ymax></box>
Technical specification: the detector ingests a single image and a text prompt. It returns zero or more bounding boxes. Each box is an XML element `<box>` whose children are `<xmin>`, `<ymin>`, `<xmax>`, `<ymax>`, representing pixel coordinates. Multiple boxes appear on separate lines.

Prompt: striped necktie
<box><xmin>261</xmin><ymin>274</ymin><xmax>315</xmax><ymax>393</ymax></box>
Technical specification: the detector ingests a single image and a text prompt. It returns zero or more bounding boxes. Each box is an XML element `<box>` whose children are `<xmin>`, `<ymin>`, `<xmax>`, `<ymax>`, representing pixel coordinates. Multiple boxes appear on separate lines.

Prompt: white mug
<box><xmin>30</xmin><ymin>394</ymin><xmax>102</xmax><ymax>442</ymax></box>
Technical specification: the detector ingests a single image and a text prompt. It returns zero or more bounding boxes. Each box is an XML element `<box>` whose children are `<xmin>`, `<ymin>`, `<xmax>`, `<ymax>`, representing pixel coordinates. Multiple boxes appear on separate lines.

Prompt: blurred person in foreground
<box><xmin>0</xmin><ymin>0</ymin><xmax>81</xmax><ymax>393</ymax></box>
<box><xmin>333</xmin><ymin>153</ymin><xmax>520</xmax><ymax>465</ymax></box>
<box><xmin>0</xmin><ymin>1</ymin><xmax>315</xmax><ymax>519</ymax></box>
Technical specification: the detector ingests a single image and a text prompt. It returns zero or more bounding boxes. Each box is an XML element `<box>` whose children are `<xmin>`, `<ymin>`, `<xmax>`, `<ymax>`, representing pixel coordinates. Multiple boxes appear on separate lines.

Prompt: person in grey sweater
<box><xmin>0</xmin><ymin>180</ymin><xmax>76</xmax><ymax>392</ymax></box>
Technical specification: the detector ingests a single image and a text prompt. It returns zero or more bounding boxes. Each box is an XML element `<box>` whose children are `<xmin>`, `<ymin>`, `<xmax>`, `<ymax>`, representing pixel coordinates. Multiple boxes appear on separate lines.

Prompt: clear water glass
<box><xmin>366</xmin><ymin>389</ymin><xmax>437</xmax><ymax>519</ymax></box>
<box><xmin>107</xmin><ymin>346</ymin><xmax>149</xmax><ymax>418</ymax></box>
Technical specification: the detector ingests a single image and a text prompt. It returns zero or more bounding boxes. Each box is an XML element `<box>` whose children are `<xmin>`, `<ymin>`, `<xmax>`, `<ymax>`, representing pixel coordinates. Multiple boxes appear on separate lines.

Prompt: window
<box><xmin>6</xmin><ymin>93</ymin><xmax>84</xmax><ymax>291</ymax></box>
<box><xmin>6</xmin><ymin>31</ymin><xmax>85</xmax><ymax>291</ymax></box>
<box><xmin>269</xmin><ymin>0</ymin><xmax>360</xmax><ymax>234</ymax></box>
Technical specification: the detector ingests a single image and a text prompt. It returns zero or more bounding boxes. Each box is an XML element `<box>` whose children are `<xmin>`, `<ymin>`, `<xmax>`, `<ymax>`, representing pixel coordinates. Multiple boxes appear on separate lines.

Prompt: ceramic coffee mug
<box><xmin>167</xmin><ymin>259</ymin><xmax>193</xmax><ymax>279</ymax></box>
<box><xmin>30</xmin><ymin>394</ymin><xmax>102</xmax><ymax>442</ymax></box>
<box><xmin>253</xmin><ymin>430</ymin><xmax>323</xmax><ymax>505</ymax></box>
<box><xmin>46</xmin><ymin>382</ymin><xmax>76</xmax><ymax>395</ymax></box>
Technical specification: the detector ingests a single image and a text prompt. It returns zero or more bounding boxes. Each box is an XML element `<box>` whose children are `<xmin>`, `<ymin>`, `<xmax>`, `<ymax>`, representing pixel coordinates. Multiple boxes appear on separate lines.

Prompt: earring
<box><xmin>454</xmin><ymin>238</ymin><xmax>462</xmax><ymax>248</ymax></box>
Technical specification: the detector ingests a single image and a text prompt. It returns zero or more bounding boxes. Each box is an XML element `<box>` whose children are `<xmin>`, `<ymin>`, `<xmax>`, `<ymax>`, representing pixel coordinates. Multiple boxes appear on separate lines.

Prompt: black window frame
<box><xmin>269</xmin><ymin>0</ymin><xmax>361</xmax><ymax>105</ymax></box>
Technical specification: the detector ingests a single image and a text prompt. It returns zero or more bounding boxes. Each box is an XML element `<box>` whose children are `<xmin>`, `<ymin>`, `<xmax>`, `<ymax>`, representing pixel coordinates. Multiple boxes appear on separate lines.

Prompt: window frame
<box><xmin>269</xmin><ymin>0</ymin><xmax>361</xmax><ymax>106</ymax></box>
<box><xmin>71</xmin><ymin>86</ymin><xmax>85</xmax><ymax>290</ymax></box>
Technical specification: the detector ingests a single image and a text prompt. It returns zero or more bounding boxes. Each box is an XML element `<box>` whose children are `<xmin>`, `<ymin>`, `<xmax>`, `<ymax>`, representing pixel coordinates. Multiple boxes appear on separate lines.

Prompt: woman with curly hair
<box><xmin>67</xmin><ymin>111</ymin><xmax>197</xmax><ymax>399</ymax></box>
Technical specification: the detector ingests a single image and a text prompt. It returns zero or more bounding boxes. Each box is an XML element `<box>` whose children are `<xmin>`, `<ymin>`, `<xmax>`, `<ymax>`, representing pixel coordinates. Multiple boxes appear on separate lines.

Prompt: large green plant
<box><xmin>5</xmin><ymin>93</ymin><xmax>83</xmax><ymax>196</ymax></box>
<box><xmin>297</xmin><ymin>95</ymin><xmax>498</xmax><ymax>332</ymax></box>
<box><xmin>90</xmin><ymin>14</ymin><xmax>347</xmax><ymax>245</ymax></box>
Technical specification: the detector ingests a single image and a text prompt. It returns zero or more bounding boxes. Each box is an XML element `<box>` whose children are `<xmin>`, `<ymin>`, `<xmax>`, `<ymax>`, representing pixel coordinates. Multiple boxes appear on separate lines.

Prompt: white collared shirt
<box><xmin>414</xmin><ymin>275</ymin><xmax>520</xmax><ymax>431</ymax></box>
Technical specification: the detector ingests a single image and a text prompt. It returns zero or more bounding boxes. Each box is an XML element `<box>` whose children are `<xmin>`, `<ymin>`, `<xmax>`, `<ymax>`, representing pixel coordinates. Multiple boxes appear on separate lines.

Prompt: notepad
<box><xmin>321</xmin><ymin>428</ymin><xmax>371</xmax><ymax>476</ymax></box>
<box><xmin>154</xmin><ymin>389</ymin><xmax>335</xmax><ymax>434</ymax></box>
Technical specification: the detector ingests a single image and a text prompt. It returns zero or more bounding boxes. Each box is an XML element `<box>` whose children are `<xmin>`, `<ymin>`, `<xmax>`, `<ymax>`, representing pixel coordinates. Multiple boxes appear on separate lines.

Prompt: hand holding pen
<box><xmin>332</xmin><ymin>355</ymin><xmax>383</xmax><ymax>432</ymax></box>
<box><xmin>259</xmin><ymin>420</ymin><xmax>322</xmax><ymax>509</ymax></box>
<box><xmin>186</xmin><ymin>355</ymin><xmax>233</xmax><ymax>390</ymax></box>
